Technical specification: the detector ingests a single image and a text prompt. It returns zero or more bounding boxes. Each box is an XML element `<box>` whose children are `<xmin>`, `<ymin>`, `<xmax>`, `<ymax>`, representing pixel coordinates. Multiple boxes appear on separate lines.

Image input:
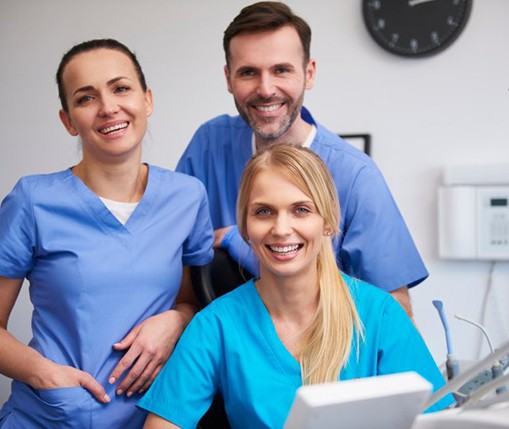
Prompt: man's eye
<box><xmin>240</xmin><ymin>70</ymin><xmax>255</xmax><ymax>77</ymax></box>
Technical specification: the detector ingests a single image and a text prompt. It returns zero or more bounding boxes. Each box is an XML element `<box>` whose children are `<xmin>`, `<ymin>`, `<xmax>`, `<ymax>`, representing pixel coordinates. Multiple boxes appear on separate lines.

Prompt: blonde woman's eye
<box><xmin>295</xmin><ymin>207</ymin><xmax>310</xmax><ymax>215</ymax></box>
<box><xmin>255</xmin><ymin>208</ymin><xmax>271</xmax><ymax>216</ymax></box>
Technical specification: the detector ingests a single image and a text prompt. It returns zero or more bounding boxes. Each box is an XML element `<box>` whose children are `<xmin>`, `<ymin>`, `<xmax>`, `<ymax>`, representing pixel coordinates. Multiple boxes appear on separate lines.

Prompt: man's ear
<box><xmin>59</xmin><ymin>110</ymin><xmax>79</xmax><ymax>136</ymax></box>
<box><xmin>224</xmin><ymin>64</ymin><xmax>233</xmax><ymax>94</ymax></box>
<box><xmin>305</xmin><ymin>59</ymin><xmax>316</xmax><ymax>90</ymax></box>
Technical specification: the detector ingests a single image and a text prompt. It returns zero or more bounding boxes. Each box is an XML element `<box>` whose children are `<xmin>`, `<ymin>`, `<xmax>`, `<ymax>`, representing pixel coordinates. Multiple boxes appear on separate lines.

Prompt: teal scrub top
<box><xmin>138</xmin><ymin>276</ymin><xmax>453</xmax><ymax>429</ymax></box>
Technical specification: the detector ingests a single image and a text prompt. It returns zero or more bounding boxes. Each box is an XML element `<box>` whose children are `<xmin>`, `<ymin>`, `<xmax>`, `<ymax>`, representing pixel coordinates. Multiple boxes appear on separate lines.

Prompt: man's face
<box><xmin>225</xmin><ymin>25</ymin><xmax>315</xmax><ymax>144</ymax></box>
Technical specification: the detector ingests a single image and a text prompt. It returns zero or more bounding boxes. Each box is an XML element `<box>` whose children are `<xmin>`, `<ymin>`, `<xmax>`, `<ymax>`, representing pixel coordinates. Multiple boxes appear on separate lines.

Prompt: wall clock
<box><xmin>362</xmin><ymin>0</ymin><xmax>473</xmax><ymax>58</ymax></box>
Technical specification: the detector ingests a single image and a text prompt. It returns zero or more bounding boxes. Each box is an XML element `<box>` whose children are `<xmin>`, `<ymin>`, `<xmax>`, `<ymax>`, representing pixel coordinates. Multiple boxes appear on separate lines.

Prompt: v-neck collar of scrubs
<box><xmin>63</xmin><ymin>164</ymin><xmax>159</xmax><ymax>235</ymax></box>
<box><xmin>246</xmin><ymin>279</ymin><xmax>302</xmax><ymax>376</ymax></box>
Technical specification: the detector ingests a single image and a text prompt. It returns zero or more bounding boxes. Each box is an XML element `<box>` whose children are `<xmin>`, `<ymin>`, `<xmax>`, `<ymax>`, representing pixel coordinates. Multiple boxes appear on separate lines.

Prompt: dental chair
<box><xmin>191</xmin><ymin>248</ymin><xmax>254</xmax><ymax>429</ymax></box>
<box><xmin>192</xmin><ymin>248</ymin><xmax>253</xmax><ymax>306</ymax></box>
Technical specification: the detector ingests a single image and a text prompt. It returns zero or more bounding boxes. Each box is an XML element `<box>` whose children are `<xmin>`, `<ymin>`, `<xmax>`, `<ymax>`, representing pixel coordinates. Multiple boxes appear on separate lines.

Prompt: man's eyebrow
<box><xmin>272</xmin><ymin>62</ymin><xmax>295</xmax><ymax>69</ymax></box>
<box><xmin>235</xmin><ymin>65</ymin><xmax>258</xmax><ymax>73</ymax></box>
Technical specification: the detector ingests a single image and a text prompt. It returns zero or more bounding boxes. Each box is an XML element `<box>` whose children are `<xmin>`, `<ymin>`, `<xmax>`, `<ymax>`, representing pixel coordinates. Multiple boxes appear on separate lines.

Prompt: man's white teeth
<box><xmin>256</xmin><ymin>104</ymin><xmax>282</xmax><ymax>112</ymax></box>
<box><xmin>270</xmin><ymin>244</ymin><xmax>300</xmax><ymax>254</ymax></box>
<box><xmin>100</xmin><ymin>123</ymin><xmax>128</xmax><ymax>134</ymax></box>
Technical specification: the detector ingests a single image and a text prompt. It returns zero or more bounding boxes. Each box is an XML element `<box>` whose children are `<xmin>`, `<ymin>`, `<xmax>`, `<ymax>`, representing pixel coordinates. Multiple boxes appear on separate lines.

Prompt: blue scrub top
<box><xmin>0</xmin><ymin>165</ymin><xmax>214</xmax><ymax>428</ymax></box>
<box><xmin>137</xmin><ymin>276</ymin><xmax>453</xmax><ymax>429</ymax></box>
<box><xmin>176</xmin><ymin>108</ymin><xmax>428</xmax><ymax>292</ymax></box>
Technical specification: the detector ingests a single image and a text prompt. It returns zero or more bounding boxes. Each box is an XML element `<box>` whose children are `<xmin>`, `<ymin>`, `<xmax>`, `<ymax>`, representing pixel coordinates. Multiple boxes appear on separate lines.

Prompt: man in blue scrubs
<box><xmin>176</xmin><ymin>1</ymin><xmax>427</xmax><ymax>317</ymax></box>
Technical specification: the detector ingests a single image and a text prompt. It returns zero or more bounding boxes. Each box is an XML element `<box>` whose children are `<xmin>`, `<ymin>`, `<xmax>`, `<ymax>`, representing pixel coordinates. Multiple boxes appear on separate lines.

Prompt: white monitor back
<box><xmin>284</xmin><ymin>372</ymin><xmax>432</xmax><ymax>429</ymax></box>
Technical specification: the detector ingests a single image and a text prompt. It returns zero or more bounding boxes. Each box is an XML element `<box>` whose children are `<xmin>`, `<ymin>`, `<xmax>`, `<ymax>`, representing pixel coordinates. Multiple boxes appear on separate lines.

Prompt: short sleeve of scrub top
<box><xmin>0</xmin><ymin>178</ymin><xmax>36</xmax><ymax>278</ymax></box>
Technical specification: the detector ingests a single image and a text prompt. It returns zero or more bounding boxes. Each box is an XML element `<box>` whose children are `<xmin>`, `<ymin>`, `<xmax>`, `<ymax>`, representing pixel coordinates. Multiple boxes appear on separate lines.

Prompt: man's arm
<box><xmin>215</xmin><ymin>225</ymin><xmax>259</xmax><ymax>276</ymax></box>
<box><xmin>389</xmin><ymin>286</ymin><xmax>414</xmax><ymax>320</ymax></box>
<box><xmin>213</xmin><ymin>226</ymin><xmax>232</xmax><ymax>248</ymax></box>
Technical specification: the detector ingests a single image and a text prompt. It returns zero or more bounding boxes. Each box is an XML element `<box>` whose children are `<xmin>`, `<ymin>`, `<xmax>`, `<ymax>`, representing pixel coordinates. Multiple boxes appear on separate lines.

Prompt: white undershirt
<box><xmin>99</xmin><ymin>197</ymin><xmax>139</xmax><ymax>225</ymax></box>
<box><xmin>251</xmin><ymin>125</ymin><xmax>317</xmax><ymax>155</ymax></box>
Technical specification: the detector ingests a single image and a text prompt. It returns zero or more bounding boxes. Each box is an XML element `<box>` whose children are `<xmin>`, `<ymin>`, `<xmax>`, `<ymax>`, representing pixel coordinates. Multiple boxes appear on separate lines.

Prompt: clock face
<box><xmin>362</xmin><ymin>0</ymin><xmax>472</xmax><ymax>57</ymax></box>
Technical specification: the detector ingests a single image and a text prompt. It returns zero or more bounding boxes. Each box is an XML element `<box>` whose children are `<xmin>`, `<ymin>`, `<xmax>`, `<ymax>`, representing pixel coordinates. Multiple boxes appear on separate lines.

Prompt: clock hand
<box><xmin>408</xmin><ymin>0</ymin><xmax>439</xmax><ymax>6</ymax></box>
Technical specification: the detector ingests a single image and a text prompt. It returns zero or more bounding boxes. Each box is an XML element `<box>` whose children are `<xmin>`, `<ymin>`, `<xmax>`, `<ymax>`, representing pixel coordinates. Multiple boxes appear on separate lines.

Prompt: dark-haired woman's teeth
<box><xmin>100</xmin><ymin>123</ymin><xmax>128</xmax><ymax>134</ymax></box>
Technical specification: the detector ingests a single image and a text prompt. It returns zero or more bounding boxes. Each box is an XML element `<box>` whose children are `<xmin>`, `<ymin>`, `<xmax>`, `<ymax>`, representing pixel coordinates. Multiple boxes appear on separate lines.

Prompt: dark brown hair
<box><xmin>223</xmin><ymin>1</ymin><xmax>311</xmax><ymax>67</ymax></box>
<box><xmin>56</xmin><ymin>39</ymin><xmax>147</xmax><ymax>112</ymax></box>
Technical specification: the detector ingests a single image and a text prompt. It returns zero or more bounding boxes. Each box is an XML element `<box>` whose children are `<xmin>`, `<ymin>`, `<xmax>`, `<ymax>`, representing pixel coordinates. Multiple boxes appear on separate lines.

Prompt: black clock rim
<box><xmin>361</xmin><ymin>0</ymin><xmax>473</xmax><ymax>58</ymax></box>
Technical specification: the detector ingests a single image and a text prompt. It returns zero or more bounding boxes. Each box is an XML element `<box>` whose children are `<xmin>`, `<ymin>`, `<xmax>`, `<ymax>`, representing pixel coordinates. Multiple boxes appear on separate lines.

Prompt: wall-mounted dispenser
<box><xmin>438</xmin><ymin>165</ymin><xmax>509</xmax><ymax>260</ymax></box>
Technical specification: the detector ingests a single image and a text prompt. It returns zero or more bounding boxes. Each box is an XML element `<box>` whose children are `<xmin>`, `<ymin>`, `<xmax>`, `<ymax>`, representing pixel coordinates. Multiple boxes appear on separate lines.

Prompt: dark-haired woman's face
<box><xmin>59</xmin><ymin>48</ymin><xmax>153</xmax><ymax>163</ymax></box>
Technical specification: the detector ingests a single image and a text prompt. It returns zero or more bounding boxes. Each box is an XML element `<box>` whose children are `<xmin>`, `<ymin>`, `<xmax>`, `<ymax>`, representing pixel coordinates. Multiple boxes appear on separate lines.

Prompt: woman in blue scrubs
<box><xmin>139</xmin><ymin>144</ymin><xmax>453</xmax><ymax>429</ymax></box>
<box><xmin>0</xmin><ymin>39</ymin><xmax>213</xmax><ymax>428</ymax></box>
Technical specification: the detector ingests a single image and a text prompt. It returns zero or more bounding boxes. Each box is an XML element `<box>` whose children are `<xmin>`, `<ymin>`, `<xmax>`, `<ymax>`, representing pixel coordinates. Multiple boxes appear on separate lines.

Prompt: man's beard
<box><xmin>235</xmin><ymin>92</ymin><xmax>304</xmax><ymax>143</ymax></box>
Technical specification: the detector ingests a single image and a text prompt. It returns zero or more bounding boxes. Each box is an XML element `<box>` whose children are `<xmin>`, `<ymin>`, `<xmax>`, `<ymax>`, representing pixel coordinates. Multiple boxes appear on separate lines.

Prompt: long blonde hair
<box><xmin>237</xmin><ymin>144</ymin><xmax>363</xmax><ymax>384</ymax></box>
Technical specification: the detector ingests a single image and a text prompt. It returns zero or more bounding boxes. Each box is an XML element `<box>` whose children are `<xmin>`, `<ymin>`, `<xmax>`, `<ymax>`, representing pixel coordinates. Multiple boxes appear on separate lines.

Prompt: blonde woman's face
<box><xmin>246</xmin><ymin>169</ymin><xmax>331</xmax><ymax>283</ymax></box>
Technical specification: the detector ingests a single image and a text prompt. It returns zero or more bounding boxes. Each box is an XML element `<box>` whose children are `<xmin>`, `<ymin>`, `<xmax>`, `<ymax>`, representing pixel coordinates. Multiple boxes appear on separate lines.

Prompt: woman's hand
<box><xmin>108</xmin><ymin>310</ymin><xmax>187</xmax><ymax>397</ymax></box>
<box><xmin>108</xmin><ymin>267</ymin><xmax>199</xmax><ymax>397</ymax></box>
<box><xmin>0</xmin><ymin>276</ymin><xmax>107</xmax><ymax>405</ymax></box>
<box><xmin>33</xmin><ymin>360</ymin><xmax>110</xmax><ymax>404</ymax></box>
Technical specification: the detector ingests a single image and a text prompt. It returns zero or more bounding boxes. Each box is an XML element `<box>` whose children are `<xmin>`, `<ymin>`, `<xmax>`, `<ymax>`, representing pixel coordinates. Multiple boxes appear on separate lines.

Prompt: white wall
<box><xmin>1</xmin><ymin>0</ymin><xmax>508</xmax><ymax>404</ymax></box>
